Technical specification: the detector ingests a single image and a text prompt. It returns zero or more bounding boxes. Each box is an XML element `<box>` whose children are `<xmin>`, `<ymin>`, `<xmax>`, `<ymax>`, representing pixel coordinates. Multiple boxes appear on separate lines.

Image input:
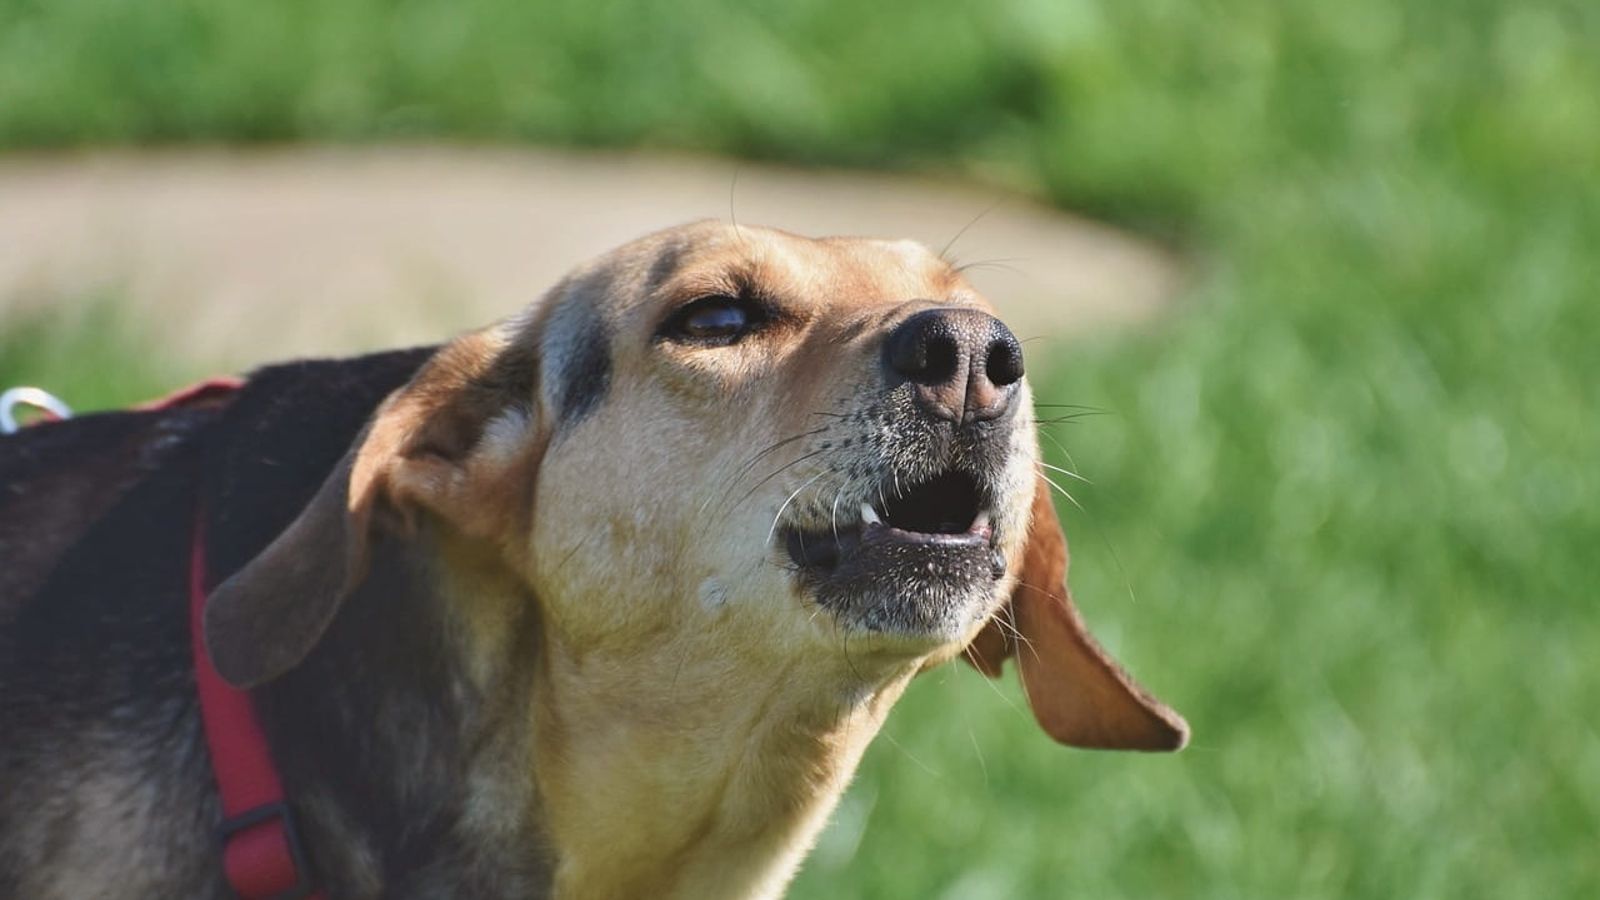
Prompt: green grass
<box><xmin>3</xmin><ymin>1</ymin><xmax>1598</xmax><ymax>897</ymax></box>
<box><xmin>0</xmin><ymin>300</ymin><xmax>184</xmax><ymax>413</ymax></box>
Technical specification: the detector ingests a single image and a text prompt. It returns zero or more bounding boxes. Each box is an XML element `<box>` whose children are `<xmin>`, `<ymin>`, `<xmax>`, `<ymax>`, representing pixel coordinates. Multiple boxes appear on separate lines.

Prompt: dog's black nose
<box><xmin>884</xmin><ymin>308</ymin><xmax>1024</xmax><ymax>425</ymax></box>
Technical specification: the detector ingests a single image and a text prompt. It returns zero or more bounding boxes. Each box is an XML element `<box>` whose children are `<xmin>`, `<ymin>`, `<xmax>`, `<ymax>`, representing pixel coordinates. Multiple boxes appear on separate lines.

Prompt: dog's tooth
<box><xmin>860</xmin><ymin>503</ymin><xmax>882</xmax><ymax>525</ymax></box>
<box><xmin>971</xmin><ymin>511</ymin><xmax>991</xmax><ymax>532</ymax></box>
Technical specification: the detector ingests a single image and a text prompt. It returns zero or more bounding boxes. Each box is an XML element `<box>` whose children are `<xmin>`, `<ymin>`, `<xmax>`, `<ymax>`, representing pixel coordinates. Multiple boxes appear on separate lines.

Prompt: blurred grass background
<box><xmin>3</xmin><ymin>1</ymin><xmax>1598</xmax><ymax>897</ymax></box>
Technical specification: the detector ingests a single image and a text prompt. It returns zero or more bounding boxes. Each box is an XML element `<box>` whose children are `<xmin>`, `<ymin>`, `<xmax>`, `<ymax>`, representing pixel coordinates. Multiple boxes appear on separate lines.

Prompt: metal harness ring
<box><xmin>0</xmin><ymin>386</ymin><xmax>73</xmax><ymax>434</ymax></box>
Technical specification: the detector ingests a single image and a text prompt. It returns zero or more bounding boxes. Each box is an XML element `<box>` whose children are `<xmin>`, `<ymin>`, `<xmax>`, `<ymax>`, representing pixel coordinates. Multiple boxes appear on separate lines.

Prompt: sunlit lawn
<box><xmin>4</xmin><ymin>0</ymin><xmax>1598</xmax><ymax>896</ymax></box>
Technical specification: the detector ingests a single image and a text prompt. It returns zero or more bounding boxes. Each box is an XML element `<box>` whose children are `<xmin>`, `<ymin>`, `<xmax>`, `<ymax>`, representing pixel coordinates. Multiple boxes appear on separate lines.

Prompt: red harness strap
<box><xmin>165</xmin><ymin>377</ymin><xmax>322</xmax><ymax>900</ymax></box>
<box><xmin>12</xmin><ymin>377</ymin><xmax>321</xmax><ymax>896</ymax></box>
<box><xmin>137</xmin><ymin>376</ymin><xmax>246</xmax><ymax>412</ymax></box>
<box><xmin>189</xmin><ymin>521</ymin><xmax>323</xmax><ymax>899</ymax></box>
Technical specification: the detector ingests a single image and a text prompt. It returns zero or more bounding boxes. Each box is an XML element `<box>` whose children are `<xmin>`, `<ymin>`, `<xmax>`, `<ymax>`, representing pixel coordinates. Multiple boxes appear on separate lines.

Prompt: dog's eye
<box><xmin>661</xmin><ymin>296</ymin><xmax>763</xmax><ymax>345</ymax></box>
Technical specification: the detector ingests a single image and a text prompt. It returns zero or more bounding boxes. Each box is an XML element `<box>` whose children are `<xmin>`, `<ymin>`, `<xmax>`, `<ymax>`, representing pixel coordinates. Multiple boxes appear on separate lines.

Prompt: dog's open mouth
<box><xmin>782</xmin><ymin>469</ymin><xmax>1004</xmax><ymax>635</ymax></box>
<box><xmin>785</xmin><ymin>469</ymin><xmax>995</xmax><ymax>572</ymax></box>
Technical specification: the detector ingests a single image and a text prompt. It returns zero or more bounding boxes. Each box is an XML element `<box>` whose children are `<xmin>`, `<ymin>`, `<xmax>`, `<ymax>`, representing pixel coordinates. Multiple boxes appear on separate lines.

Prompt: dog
<box><xmin>0</xmin><ymin>221</ymin><xmax>1187</xmax><ymax>899</ymax></box>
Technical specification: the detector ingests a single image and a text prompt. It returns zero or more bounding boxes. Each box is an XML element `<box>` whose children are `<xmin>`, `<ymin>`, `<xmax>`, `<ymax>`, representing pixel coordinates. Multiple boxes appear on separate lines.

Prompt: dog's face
<box><xmin>527</xmin><ymin>222</ymin><xmax>1035</xmax><ymax>673</ymax></box>
<box><xmin>205</xmin><ymin>220</ymin><xmax>1185</xmax><ymax>751</ymax></box>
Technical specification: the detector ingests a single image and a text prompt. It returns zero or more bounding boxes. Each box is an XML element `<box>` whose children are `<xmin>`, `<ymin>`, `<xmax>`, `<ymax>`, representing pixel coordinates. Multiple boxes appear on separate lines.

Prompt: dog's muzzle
<box><xmin>782</xmin><ymin>308</ymin><xmax>1028</xmax><ymax>639</ymax></box>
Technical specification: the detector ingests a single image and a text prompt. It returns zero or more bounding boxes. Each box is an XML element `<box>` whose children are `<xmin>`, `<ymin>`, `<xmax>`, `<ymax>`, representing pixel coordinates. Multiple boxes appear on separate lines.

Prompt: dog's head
<box><xmin>205</xmin><ymin>221</ymin><xmax>1185</xmax><ymax>751</ymax></box>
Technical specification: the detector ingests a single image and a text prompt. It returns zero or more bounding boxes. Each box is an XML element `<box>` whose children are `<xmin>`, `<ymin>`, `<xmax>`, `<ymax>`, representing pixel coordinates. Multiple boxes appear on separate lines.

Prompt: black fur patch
<box><xmin>195</xmin><ymin>347</ymin><xmax>555</xmax><ymax>894</ymax></box>
<box><xmin>201</xmin><ymin>346</ymin><xmax>436</xmax><ymax>585</ymax></box>
<box><xmin>1</xmin><ymin>344</ymin><xmax>557</xmax><ymax>897</ymax></box>
<box><xmin>0</xmin><ymin>402</ymin><xmax>224</xmax><ymax>897</ymax></box>
<box><xmin>0</xmin><ymin>405</ymin><xmax>214</xmax><ymax>611</ymax></box>
<box><xmin>644</xmin><ymin>236</ymin><xmax>687</xmax><ymax>294</ymax></box>
<box><xmin>553</xmin><ymin>313</ymin><xmax>612</xmax><ymax>426</ymax></box>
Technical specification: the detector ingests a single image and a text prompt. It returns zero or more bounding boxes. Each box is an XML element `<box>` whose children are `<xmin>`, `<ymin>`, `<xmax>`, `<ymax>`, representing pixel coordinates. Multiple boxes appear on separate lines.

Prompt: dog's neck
<box><xmin>486</xmin><ymin>538</ymin><xmax>921</xmax><ymax>896</ymax></box>
<box><xmin>262</xmin><ymin>525</ymin><xmax>919</xmax><ymax>899</ymax></box>
<box><xmin>455</xmin><ymin>520</ymin><xmax>926</xmax><ymax>900</ymax></box>
<box><xmin>529</xmin><ymin>631</ymin><xmax>916</xmax><ymax>900</ymax></box>
<box><xmin>255</xmin><ymin>530</ymin><xmax>553</xmax><ymax>897</ymax></box>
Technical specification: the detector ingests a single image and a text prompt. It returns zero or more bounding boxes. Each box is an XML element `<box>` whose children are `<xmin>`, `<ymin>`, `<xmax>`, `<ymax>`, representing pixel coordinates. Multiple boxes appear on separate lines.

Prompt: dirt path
<box><xmin>0</xmin><ymin>147</ymin><xmax>1180</xmax><ymax>371</ymax></box>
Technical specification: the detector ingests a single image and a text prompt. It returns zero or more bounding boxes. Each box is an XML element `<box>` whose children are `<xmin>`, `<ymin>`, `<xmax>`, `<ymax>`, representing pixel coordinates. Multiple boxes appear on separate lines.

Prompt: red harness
<box><xmin>8</xmin><ymin>377</ymin><xmax>318</xmax><ymax>896</ymax></box>
<box><xmin>158</xmin><ymin>378</ymin><xmax>322</xmax><ymax>899</ymax></box>
<box><xmin>190</xmin><ymin>518</ymin><xmax>323</xmax><ymax>899</ymax></box>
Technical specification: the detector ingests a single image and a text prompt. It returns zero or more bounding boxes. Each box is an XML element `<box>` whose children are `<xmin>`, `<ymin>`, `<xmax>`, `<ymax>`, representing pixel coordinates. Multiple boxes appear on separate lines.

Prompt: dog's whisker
<box><xmin>1037</xmin><ymin>460</ymin><xmax>1091</xmax><ymax>486</ymax></box>
<box><xmin>1029</xmin><ymin>413</ymin><xmax>1106</xmax><ymax>426</ymax></box>
<box><xmin>729</xmin><ymin>447</ymin><xmax>832</xmax><ymax>514</ymax></box>
<box><xmin>953</xmin><ymin>261</ymin><xmax>1030</xmax><ymax>281</ymax></box>
<box><xmin>840</xmin><ymin>627</ymin><xmax>867</xmax><ymax>686</ymax></box>
<box><xmin>958</xmin><ymin>643</ymin><xmax>1029</xmax><ymax>719</ymax></box>
<box><xmin>1029</xmin><ymin>408</ymin><xmax>1108</xmax><ymax>418</ymax></box>
<box><xmin>878</xmin><ymin>729</ymin><xmax>941</xmax><ymax>779</ymax></box>
<box><xmin>701</xmin><ymin>427</ymin><xmax>829</xmax><ymax>518</ymax></box>
<box><xmin>554</xmin><ymin>536</ymin><xmax>593</xmax><ymax>575</ymax></box>
<box><xmin>767</xmin><ymin>472</ymin><xmax>828</xmax><ymax>547</ymax></box>
<box><xmin>1030</xmin><ymin>402</ymin><xmax>1111</xmax><ymax>412</ymax></box>
<box><xmin>1036</xmin><ymin>469</ymin><xmax>1086</xmax><ymax>515</ymax></box>
<box><xmin>939</xmin><ymin>200</ymin><xmax>1003</xmax><ymax>263</ymax></box>
<box><xmin>1035</xmin><ymin>427</ymin><xmax>1084</xmax><ymax>478</ymax></box>
<box><xmin>985</xmin><ymin>606</ymin><xmax>1031</xmax><ymax>652</ymax></box>
<box><xmin>998</xmin><ymin>616</ymin><xmax>1044</xmax><ymax>667</ymax></box>
<box><xmin>668</xmin><ymin>632</ymin><xmax>695</xmax><ymax>697</ymax></box>
<box><xmin>734</xmin><ymin>427</ymin><xmax>828</xmax><ymax>477</ymax></box>
<box><xmin>967</xmin><ymin>728</ymin><xmax>989</xmax><ymax>788</ymax></box>
<box><xmin>984</xmin><ymin>605</ymin><xmax>1043</xmax><ymax>668</ymax></box>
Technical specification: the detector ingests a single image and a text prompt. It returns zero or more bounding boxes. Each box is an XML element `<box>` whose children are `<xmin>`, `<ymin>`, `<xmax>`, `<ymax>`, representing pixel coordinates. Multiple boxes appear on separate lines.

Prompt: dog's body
<box><xmin>1</xmin><ymin>222</ymin><xmax>1186</xmax><ymax>899</ymax></box>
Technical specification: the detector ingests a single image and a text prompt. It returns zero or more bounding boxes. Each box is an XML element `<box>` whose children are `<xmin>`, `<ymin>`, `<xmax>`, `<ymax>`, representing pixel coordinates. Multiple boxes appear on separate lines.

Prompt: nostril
<box><xmin>886</xmin><ymin>311</ymin><xmax>960</xmax><ymax>385</ymax></box>
<box><xmin>921</xmin><ymin>332</ymin><xmax>959</xmax><ymax>385</ymax></box>
<box><xmin>985</xmin><ymin>333</ymin><xmax>1025</xmax><ymax>387</ymax></box>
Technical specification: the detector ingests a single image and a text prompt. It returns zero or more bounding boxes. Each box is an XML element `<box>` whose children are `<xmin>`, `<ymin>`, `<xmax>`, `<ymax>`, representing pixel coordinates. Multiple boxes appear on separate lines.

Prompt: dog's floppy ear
<box><xmin>204</xmin><ymin>328</ymin><xmax>542</xmax><ymax>688</ymax></box>
<box><xmin>966</xmin><ymin>477</ymin><xmax>1189</xmax><ymax>751</ymax></box>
